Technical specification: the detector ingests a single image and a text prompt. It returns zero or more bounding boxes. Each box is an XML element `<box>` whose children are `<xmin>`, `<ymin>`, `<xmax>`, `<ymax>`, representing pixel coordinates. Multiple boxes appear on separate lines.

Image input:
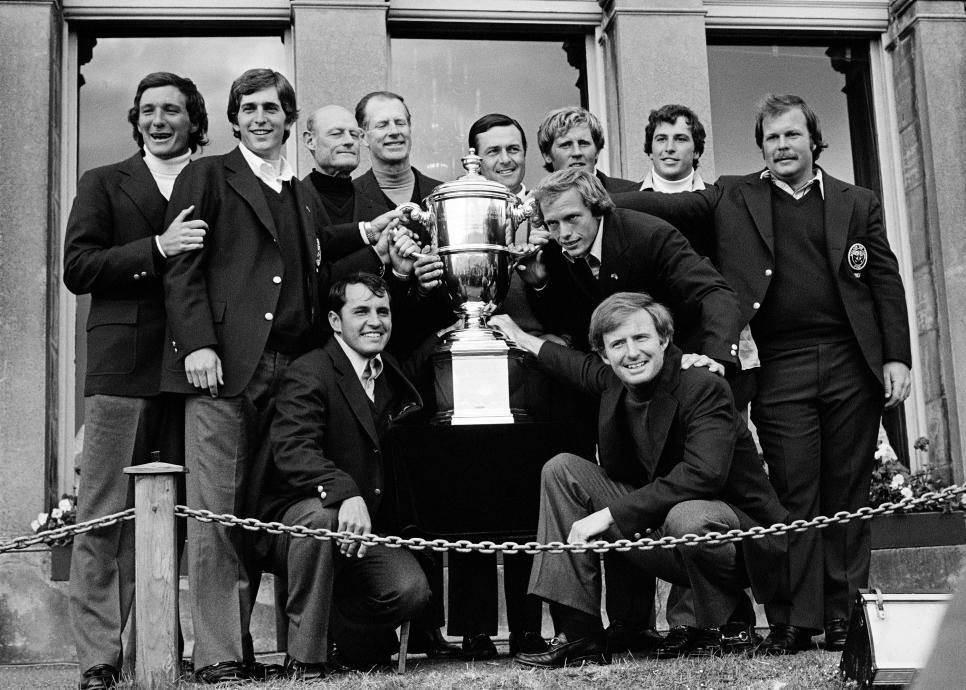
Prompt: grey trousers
<box><xmin>528</xmin><ymin>453</ymin><xmax>746</xmax><ymax>629</ymax></box>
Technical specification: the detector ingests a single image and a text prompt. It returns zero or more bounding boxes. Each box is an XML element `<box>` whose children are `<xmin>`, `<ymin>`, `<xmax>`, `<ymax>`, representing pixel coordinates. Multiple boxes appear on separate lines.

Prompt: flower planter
<box><xmin>50</xmin><ymin>543</ymin><xmax>73</xmax><ymax>581</ymax></box>
<box><xmin>870</xmin><ymin>511</ymin><xmax>966</xmax><ymax>549</ymax></box>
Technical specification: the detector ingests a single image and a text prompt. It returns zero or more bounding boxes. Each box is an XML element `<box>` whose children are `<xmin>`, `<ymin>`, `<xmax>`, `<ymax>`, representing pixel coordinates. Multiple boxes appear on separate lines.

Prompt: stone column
<box><xmin>888</xmin><ymin>0</ymin><xmax>966</xmax><ymax>481</ymax></box>
<box><xmin>597</xmin><ymin>0</ymin><xmax>714</xmax><ymax>181</ymax></box>
<box><xmin>290</xmin><ymin>0</ymin><xmax>390</xmax><ymax>176</ymax></box>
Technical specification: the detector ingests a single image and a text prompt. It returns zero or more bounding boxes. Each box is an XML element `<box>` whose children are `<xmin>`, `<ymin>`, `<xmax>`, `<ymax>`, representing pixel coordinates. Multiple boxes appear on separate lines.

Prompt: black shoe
<box><xmin>605</xmin><ymin>620</ymin><xmax>665</xmax><ymax>654</ymax></box>
<box><xmin>283</xmin><ymin>655</ymin><xmax>328</xmax><ymax>681</ymax></box>
<box><xmin>649</xmin><ymin>626</ymin><xmax>694</xmax><ymax>659</ymax></box>
<box><xmin>407</xmin><ymin>627</ymin><xmax>460</xmax><ymax>657</ymax></box>
<box><xmin>720</xmin><ymin>621</ymin><xmax>762</xmax><ymax>655</ymax></box>
<box><xmin>460</xmin><ymin>633</ymin><xmax>497</xmax><ymax>661</ymax></box>
<box><xmin>756</xmin><ymin>624</ymin><xmax>816</xmax><ymax>656</ymax></box>
<box><xmin>824</xmin><ymin>618</ymin><xmax>849</xmax><ymax>651</ymax></box>
<box><xmin>514</xmin><ymin>632</ymin><xmax>611</xmax><ymax>668</ymax></box>
<box><xmin>509</xmin><ymin>631</ymin><xmax>549</xmax><ymax>656</ymax></box>
<box><xmin>686</xmin><ymin>627</ymin><xmax>724</xmax><ymax>658</ymax></box>
<box><xmin>194</xmin><ymin>660</ymin><xmax>248</xmax><ymax>684</ymax></box>
<box><xmin>79</xmin><ymin>664</ymin><xmax>118</xmax><ymax>690</ymax></box>
<box><xmin>247</xmin><ymin>660</ymin><xmax>286</xmax><ymax>680</ymax></box>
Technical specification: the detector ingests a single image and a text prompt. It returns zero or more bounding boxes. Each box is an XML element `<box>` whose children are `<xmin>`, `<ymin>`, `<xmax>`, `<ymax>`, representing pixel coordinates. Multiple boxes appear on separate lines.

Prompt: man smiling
<box><xmin>640</xmin><ymin>104</ymin><xmax>707</xmax><ymax>194</ymax></box>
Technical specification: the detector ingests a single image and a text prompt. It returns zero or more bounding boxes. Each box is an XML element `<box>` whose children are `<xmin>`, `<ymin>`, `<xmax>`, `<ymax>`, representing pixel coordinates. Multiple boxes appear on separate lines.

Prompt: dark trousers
<box><xmin>184</xmin><ymin>351</ymin><xmax>292</xmax><ymax>668</ymax></box>
<box><xmin>752</xmin><ymin>341</ymin><xmax>881</xmax><ymax>629</ymax></box>
<box><xmin>448</xmin><ymin>552</ymin><xmax>542</xmax><ymax>636</ymax></box>
<box><xmin>529</xmin><ymin>454</ymin><xmax>746</xmax><ymax>629</ymax></box>
<box><xmin>260</xmin><ymin>498</ymin><xmax>430</xmax><ymax>664</ymax></box>
<box><xmin>69</xmin><ymin>393</ymin><xmax>184</xmax><ymax>673</ymax></box>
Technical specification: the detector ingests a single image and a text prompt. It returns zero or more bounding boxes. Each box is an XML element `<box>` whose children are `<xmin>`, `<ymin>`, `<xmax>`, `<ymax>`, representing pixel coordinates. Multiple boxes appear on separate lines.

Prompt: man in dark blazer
<box><xmin>491</xmin><ymin>293</ymin><xmax>788</xmax><ymax>667</ymax></box>
<box><xmin>612</xmin><ymin>94</ymin><xmax>912</xmax><ymax>654</ymax></box>
<box><xmin>63</xmin><ymin>72</ymin><xmax>209</xmax><ymax>690</ymax></box>
<box><xmin>536</xmin><ymin>106</ymin><xmax>638</xmax><ymax>193</ymax></box>
<box><xmin>251</xmin><ymin>273</ymin><xmax>431</xmax><ymax>678</ymax></box>
<box><xmin>162</xmin><ymin>69</ymin><xmax>383</xmax><ymax>683</ymax></box>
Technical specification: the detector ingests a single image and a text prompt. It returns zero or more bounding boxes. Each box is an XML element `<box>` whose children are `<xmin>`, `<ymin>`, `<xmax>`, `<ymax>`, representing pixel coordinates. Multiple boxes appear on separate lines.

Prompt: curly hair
<box><xmin>127</xmin><ymin>72</ymin><xmax>209</xmax><ymax>153</ymax></box>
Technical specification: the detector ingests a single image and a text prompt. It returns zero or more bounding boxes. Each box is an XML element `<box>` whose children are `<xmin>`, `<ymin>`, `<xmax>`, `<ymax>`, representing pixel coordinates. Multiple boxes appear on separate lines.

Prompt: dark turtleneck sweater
<box><xmin>308</xmin><ymin>170</ymin><xmax>356</xmax><ymax>225</ymax></box>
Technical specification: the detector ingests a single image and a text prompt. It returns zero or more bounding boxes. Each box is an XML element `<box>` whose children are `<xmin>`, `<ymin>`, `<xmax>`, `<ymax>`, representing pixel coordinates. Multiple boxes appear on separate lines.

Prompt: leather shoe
<box><xmin>509</xmin><ymin>631</ymin><xmax>549</xmax><ymax>656</ymax></box>
<box><xmin>756</xmin><ymin>624</ymin><xmax>815</xmax><ymax>655</ymax></box>
<box><xmin>686</xmin><ymin>627</ymin><xmax>725</xmax><ymax>658</ymax></box>
<box><xmin>194</xmin><ymin>660</ymin><xmax>248</xmax><ymax>684</ymax></box>
<box><xmin>514</xmin><ymin>632</ymin><xmax>611</xmax><ymax>668</ymax></box>
<box><xmin>284</xmin><ymin>655</ymin><xmax>327</xmax><ymax>681</ymax></box>
<box><xmin>460</xmin><ymin>633</ymin><xmax>497</xmax><ymax>661</ymax></box>
<box><xmin>649</xmin><ymin>626</ymin><xmax>694</xmax><ymax>659</ymax></box>
<box><xmin>824</xmin><ymin>618</ymin><xmax>849</xmax><ymax>651</ymax></box>
<box><xmin>720</xmin><ymin>621</ymin><xmax>763</xmax><ymax>655</ymax></box>
<box><xmin>79</xmin><ymin>664</ymin><xmax>118</xmax><ymax>690</ymax></box>
<box><xmin>605</xmin><ymin>620</ymin><xmax>664</xmax><ymax>654</ymax></box>
<box><xmin>407</xmin><ymin>627</ymin><xmax>460</xmax><ymax>657</ymax></box>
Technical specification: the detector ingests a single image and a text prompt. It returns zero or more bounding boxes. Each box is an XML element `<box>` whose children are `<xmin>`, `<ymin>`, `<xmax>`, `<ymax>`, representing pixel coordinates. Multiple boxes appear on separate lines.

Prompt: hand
<box><xmin>159</xmin><ymin>205</ymin><xmax>207</xmax><ymax>257</ymax></box>
<box><xmin>372</xmin><ymin>226</ymin><xmax>391</xmax><ymax>265</ymax></box>
<box><xmin>388</xmin><ymin>226</ymin><xmax>420</xmax><ymax>276</ymax></box>
<box><xmin>337</xmin><ymin>496</ymin><xmax>372</xmax><ymax>558</ymax></box>
<box><xmin>370</xmin><ymin>209</ymin><xmax>403</xmax><ymax>236</ymax></box>
<box><xmin>681</xmin><ymin>353</ymin><xmax>726</xmax><ymax>377</ymax></box>
<box><xmin>527</xmin><ymin>225</ymin><xmax>551</xmax><ymax>248</ymax></box>
<box><xmin>184</xmin><ymin>347</ymin><xmax>223</xmax><ymax>397</ymax></box>
<box><xmin>540</xmin><ymin>333</ymin><xmax>571</xmax><ymax>347</ymax></box>
<box><xmin>883</xmin><ymin>361</ymin><xmax>911</xmax><ymax>409</ymax></box>
<box><xmin>567</xmin><ymin>508</ymin><xmax>614</xmax><ymax>544</ymax></box>
<box><xmin>489</xmin><ymin>314</ymin><xmax>543</xmax><ymax>355</ymax></box>
<box><xmin>413</xmin><ymin>250</ymin><xmax>444</xmax><ymax>294</ymax></box>
<box><xmin>514</xmin><ymin>249</ymin><xmax>548</xmax><ymax>286</ymax></box>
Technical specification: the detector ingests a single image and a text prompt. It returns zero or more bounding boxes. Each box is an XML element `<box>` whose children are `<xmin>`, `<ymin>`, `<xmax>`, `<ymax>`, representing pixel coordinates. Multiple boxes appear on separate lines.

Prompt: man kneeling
<box><xmin>490</xmin><ymin>293</ymin><xmax>788</xmax><ymax>667</ymax></box>
<box><xmin>252</xmin><ymin>273</ymin><xmax>431</xmax><ymax>678</ymax></box>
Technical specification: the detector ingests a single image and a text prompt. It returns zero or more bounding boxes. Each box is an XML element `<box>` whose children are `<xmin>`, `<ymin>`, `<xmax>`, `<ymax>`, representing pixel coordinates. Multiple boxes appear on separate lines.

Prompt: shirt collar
<box><xmin>333</xmin><ymin>334</ymin><xmax>383</xmax><ymax>385</ymax></box>
<box><xmin>238</xmin><ymin>143</ymin><xmax>295</xmax><ymax>192</ymax></box>
<box><xmin>640</xmin><ymin>168</ymin><xmax>706</xmax><ymax>192</ymax></box>
<box><xmin>761</xmin><ymin>166</ymin><xmax>824</xmax><ymax>200</ymax></box>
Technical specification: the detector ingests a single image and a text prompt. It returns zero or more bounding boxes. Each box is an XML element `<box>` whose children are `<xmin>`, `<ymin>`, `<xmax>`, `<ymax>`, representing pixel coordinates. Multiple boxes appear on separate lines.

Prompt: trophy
<box><xmin>398</xmin><ymin>150</ymin><xmax>536</xmax><ymax>425</ymax></box>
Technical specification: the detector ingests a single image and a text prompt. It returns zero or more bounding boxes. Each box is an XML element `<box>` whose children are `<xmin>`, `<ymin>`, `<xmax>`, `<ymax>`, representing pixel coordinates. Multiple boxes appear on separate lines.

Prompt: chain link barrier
<box><xmin>4</xmin><ymin>485</ymin><xmax>966</xmax><ymax>556</ymax></box>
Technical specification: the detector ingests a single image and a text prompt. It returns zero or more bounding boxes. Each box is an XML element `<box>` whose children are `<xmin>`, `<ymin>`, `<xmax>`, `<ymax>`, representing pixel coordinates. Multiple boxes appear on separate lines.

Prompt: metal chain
<box><xmin>3</xmin><ymin>484</ymin><xmax>964</xmax><ymax>556</ymax></box>
<box><xmin>0</xmin><ymin>509</ymin><xmax>135</xmax><ymax>554</ymax></box>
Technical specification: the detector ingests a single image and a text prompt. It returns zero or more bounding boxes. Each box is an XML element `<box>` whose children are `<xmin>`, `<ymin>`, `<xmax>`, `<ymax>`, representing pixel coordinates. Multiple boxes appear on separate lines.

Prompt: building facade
<box><xmin>0</xmin><ymin>0</ymin><xmax>964</xmax><ymax>662</ymax></box>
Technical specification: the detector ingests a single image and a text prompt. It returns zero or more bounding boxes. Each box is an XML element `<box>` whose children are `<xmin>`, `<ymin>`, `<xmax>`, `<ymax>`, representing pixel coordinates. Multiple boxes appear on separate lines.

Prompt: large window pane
<box><xmin>390</xmin><ymin>36</ymin><xmax>586</xmax><ymax>185</ymax></box>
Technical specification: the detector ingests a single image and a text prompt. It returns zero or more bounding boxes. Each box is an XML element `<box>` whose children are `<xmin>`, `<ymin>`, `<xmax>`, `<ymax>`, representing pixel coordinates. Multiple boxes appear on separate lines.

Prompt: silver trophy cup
<box><xmin>399</xmin><ymin>150</ymin><xmax>535</xmax><ymax>424</ymax></box>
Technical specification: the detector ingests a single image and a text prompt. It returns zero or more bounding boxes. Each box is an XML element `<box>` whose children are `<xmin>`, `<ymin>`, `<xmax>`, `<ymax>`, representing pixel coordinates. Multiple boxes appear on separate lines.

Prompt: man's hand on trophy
<box><xmin>489</xmin><ymin>314</ymin><xmax>544</xmax><ymax>355</ymax></box>
<box><xmin>413</xmin><ymin>251</ymin><xmax>444</xmax><ymax>296</ymax></box>
<box><xmin>389</xmin><ymin>228</ymin><xmax>420</xmax><ymax>277</ymax></box>
<box><xmin>372</xmin><ymin>208</ymin><xmax>403</xmax><ymax>233</ymax></box>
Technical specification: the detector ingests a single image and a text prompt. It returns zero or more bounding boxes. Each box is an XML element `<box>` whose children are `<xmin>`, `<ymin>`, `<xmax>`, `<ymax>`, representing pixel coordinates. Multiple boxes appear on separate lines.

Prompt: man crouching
<box><xmin>490</xmin><ymin>293</ymin><xmax>788</xmax><ymax>667</ymax></box>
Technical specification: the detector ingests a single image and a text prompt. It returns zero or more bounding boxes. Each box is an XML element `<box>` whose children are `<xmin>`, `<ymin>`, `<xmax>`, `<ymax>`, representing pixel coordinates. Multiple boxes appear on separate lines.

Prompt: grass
<box><xmin>0</xmin><ymin>651</ymin><xmax>848</xmax><ymax>690</ymax></box>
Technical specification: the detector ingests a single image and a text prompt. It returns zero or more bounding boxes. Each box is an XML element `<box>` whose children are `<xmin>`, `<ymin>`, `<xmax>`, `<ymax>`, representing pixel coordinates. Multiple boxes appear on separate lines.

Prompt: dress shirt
<box><xmin>238</xmin><ymin>143</ymin><xmax>295</xmax><ymax>193</ymax></box>
<box><xmin>334</xmin><ymin>334</ymin><xmax>384</xmax><ymax>402</ymax></box>
<box><xmin>760</xmin><ymin>167</ymin><xmax>825</xmax><ymax>200</ymax></box>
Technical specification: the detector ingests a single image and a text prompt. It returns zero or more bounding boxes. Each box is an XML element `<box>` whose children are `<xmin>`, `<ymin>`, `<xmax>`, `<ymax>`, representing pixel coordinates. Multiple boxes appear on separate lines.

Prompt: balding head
<box><xmin>302</xmin><ymin>105</ymin><xmax>363</xmax><ymax>176</ymax></box>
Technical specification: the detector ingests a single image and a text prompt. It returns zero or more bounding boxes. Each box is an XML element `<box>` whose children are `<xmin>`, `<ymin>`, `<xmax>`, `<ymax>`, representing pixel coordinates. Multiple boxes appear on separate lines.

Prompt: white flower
<box><xmin>890</xmin><ymin>475</ymin><xmax>905</xmax><ymax>489</ymax></box>
<box><xmin>37</xmin><ymin>512</ymin><xmax>48</xmax><ymax>525</ymax></box>
<box><xmin>51</xmin><ymin>508</ymin><xmax>63</xmax><ymax>520</ymax></box>
<box><xmin>875</xmin><ymin>441</ymin><xmax>898</xmax><ymax>462</ymax></box>
<box><xmin>58</xmin><ymin>498</ymin><xmax>73</xmax><ymax>513</ymax></box>
<box><xmin>30</xmin><ymin>519</ymin><xmax>41</xmax><ymax>532</ymax></box>
<box><xmin>901</xmin><ymin>487</ymin><xmax>914</xmax><ymax>499</ymax></box>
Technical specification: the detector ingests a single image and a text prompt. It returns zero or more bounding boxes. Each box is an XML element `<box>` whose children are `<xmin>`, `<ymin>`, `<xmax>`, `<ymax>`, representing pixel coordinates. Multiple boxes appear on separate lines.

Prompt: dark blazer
<box><xmin>596</xmin><ymin>170</ymin><xmax>639</xmax><ymax>194</ymax></box>
<box><xmin>613</xmin><ymin>170</ymin><xmax>911</xmax><ymax>383</ymax></box>
<box><xmin>538</xmin><ymin>341</ymin><xmax>788</xmax><ymax>603</ymax></box>
<box><xmin>257</xmin><ymin>338</ymin><xmax>422</xmax><ymax>525</ymax></box>
<box><xmin>161</xmin><ymin>147</ymin><xmax>381</xmax><ymax>397</ymax></box>
<box><xmin>352</xmin><ymin>167</ymin><xmax>442</xmax><ymax>222</ymax></box>
<box><xmin>530</xmin><ymin>208</ymin><xmax>741</xmax><ymax>363</ymax></box>
<box><xmin>64</xmin><ymin>153</ymin><xmax>168</xmax><ymax>397</ymax></box>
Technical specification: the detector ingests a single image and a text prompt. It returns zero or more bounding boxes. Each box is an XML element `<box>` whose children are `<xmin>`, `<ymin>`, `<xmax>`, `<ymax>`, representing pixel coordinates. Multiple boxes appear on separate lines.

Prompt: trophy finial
<box><xmin>461</xmin><ymin>148</ymin><xmax>483</xmax><ymax>176</ymax></box>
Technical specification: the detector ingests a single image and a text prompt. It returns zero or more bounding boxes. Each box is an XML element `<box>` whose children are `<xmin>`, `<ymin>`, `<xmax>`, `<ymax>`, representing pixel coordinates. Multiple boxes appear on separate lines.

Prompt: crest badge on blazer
<box><xmin>848</xmin><ymin>242</ymin><xmax>868</xmax><ymax>277</ymax></box>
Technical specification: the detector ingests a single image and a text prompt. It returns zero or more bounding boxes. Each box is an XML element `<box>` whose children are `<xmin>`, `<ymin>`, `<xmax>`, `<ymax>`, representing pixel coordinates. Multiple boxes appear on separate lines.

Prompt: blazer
<box><xmin>257</xmin><ymin>337</ymin><xmax>422</xmax><ymax>526</ymax></box>
<box><xmin>596</xmin><ymin>170</ymin><xmax>639</xmax><ymax>194</ymax></box>
<box><xmin>161</xmin><ymin>147</ymin><xmax>380</xmax><ymax>397</ymax></box>
<box><xmin>613</xmin><ymin>170</ymin><xmax>912</xmax><ymax>383</ymax></box>
<box><xmin>538</xmin><ymin>341</ymin><xmax>789</xmax><ymax>603</ymax></box>
<box><xmin>64</xmin><ymin>153</ymin><xmax>168</xmax><ymax>397</ymax></box>
<box><xmin>530</xmin><ymin>208</ymin><xmax>741</xmax><ymax>363</ymax></box>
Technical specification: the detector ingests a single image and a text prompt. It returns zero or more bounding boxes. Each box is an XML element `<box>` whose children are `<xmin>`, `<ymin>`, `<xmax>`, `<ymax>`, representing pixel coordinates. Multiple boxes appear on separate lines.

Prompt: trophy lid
<box><xmin>425</xmin><ymin>149</ymin><xmax>516</xmax><ymax>201</ymax></box>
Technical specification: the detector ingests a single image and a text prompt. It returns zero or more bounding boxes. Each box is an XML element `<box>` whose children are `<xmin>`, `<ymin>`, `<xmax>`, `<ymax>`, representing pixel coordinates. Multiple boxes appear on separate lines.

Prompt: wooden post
<box><xmin>124</xmin><ymin>461</ymin><xmax>187</xmax><ymax>689</ymax></box>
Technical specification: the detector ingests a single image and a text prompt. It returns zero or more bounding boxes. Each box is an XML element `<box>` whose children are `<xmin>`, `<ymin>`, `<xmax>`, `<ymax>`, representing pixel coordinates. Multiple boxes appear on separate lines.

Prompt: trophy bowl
<box><xmin>398</xmin><ymin>150</ymin><xmax>535</xmax><ymax>424</ymax></box>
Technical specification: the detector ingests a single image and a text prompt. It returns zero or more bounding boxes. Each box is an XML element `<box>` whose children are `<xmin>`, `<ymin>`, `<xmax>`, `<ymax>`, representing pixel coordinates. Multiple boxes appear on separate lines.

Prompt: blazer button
<box><xmin>374</xmin><ymin>488</ymin><xmax>382</xmax><ymax>496</ymax></box>
<box><xmin>265</xmin><ymin>312</ymin><xmax>274</xmax><ymax>321</ymax></box>
<box><xmin>633</xmin><ymin>532</ymin><xmax>642</xmax><ymax>540</ymax></box>
<box><xmin>140</xmin><ymin>271</ymin><xmax>147</xmax><ymax>277</ymax></box>
<box><xmin>272</xmin><ymin>276</ymin><xmax>282</xmax><ymax>284</ymax></box>
<box><xmin>765</xmin><ymin>268</ymin><xmax>773</xmax><ymax>277</ymax></box>
<box><xmin>133</xmin><ymin>274</ymin><xmax>140</xmax><ymax>280</ymax></box>
<box><xmin>752</xmin><ymin>301</ymin><xmax>761</xmax><ymax>310</ymax></box>
<box><xmin>319</xmin><ymin>491</ymin><xmax>327</xmax><ymax>499</ymax></box>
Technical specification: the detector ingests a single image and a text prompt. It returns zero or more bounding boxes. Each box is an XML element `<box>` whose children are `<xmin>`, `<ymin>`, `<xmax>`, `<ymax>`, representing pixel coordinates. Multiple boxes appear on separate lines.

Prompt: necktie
<box><xmin>361</xmin><ymin>361</ymin><xmax>375</xmax><ymax>402</ymax></box>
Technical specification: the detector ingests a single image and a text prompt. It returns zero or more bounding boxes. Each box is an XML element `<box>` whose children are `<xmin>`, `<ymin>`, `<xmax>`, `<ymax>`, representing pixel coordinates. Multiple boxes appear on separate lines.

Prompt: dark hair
<box><xmin>754</xmin><ymin>93</ymin><xmax>827</xmax><ymax>161</ymax></box>
<box><xmin>537</xmin><ymin>106</ymin><xmax>605</xmax><ymax>172</ymax></box>
<box><xmin>468</xmin><ymin>113</ymin><xmax>527</xmax><ymax>153</ymax></box>
<box><xmin>329</xmin><ymin>272</ymin><xmax>390</xmax><ymax>314</ymax></box>
<box><xmin>643</xmin><ymin>104</ymin><xmax>706</xmax><ymax>170</ymax></box>
<box><xmin>532</xmin><ymin>168</ymin><xmax>615</xmax><ymax>219</ymax></box>
<box><xmin>589</xmin><ymin>292</ymin><xmax>674</xmax><ymax>354</ymax></box>
<box><xmin>227</xmin><ymin>69</ymin><xmax>298</xmax><ymax>143</ymax></box>
<box><xmin>354</xmin><ymin>91</ymin><xmax>412</xmax><ymax>129</ymax></box>
<box><xmin>127</xmin><ymin>72</ymin><xmax>209</xmax><ymax>153</ymax></box>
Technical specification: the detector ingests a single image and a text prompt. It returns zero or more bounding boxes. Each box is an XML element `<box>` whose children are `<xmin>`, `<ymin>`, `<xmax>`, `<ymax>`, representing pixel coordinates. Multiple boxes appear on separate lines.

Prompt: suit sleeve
<box><xmin>524</xmin><ymin>244</ymin><xmax>578</xmax><ymax>337</ymax></box>
<box><xmin>612</xmin><ymin>188</ymin><xmax>719</xmax><ymax>258</ymax></box>
<box><xmin>270</xmin><ymin>353</ymin><xmax>362</xmax><ymax>508</ymax></box>
<box><xmin>162</xmin><ymin>163</ymin><xmax>218</xmax><ymax>356</ymax></box>
<box><xmin>63</xmin><ymin>169</ymin><xmax>159</xmax><ymax>295</ymax></box>
<box><xmin>609</xmin><ymin>373</ymin><xmax>737</xmax><ymax>534</ymax></box>
<box><xmin>536</xmin><ymin>340</ymin><xmax>612</xmax><ymax>397</ymax></box>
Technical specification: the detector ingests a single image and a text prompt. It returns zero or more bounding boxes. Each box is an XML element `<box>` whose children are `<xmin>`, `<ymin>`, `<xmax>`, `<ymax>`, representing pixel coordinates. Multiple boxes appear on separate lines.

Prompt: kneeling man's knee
<box><xmin>664</xmin><ymin>500</ymin><xmax>732</xmax><ymax>538</ymax></box>
<box><xmin>541</xmin><ymin>452</ymin><xmax>585</xmax><ymax>484</ymax></box>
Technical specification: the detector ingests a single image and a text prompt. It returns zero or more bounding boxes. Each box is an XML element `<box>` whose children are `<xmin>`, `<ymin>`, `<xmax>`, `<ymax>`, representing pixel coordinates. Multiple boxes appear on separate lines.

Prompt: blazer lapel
<box><xmin>328</xmin><ymin>341</ymin><xmax>381</xmax><ymax>448</ymax></box>
<box><xmin>739</xmin><ymin>176</ymin><xmax>775</xmax><ymax>256</ymax></box>
<box><xmin>642</xmin><ymin>388</ymin><xmax>677</xmax><ymax>480</ymax></box>
<box><xmin>600</xmin><ymin>212</ymin><xmax>630</xmax><ymax>293</ymax></box>
<box><xmin>119</xmin><ymin>154</ymin><xmax>167</xmax><ymax>232</ymax></box>
<box><xmin>821</xmin><ymin>172</ymin><xmax>854</xmax><ymax>272</ymax></box>
<box><xmin>225</xmin><ymin>147</ymin><xmax>278</xmax><ymax>241</ymax></box>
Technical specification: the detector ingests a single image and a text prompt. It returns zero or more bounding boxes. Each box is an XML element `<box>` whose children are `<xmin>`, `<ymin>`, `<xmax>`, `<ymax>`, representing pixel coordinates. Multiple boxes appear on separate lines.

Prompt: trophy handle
<box><xmin>397</xmin><ymin>201</ymin><xmax>430</xmax><ymax>226</ymax></box>
<box><xmin>511</xmin><ymin>197</ymin><xmax>536</xmax><ymax>225</ymax></box>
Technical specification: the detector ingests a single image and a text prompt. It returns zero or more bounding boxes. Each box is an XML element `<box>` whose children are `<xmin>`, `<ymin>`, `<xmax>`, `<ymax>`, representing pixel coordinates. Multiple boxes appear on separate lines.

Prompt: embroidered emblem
<box><xmin>315</xmin><ymin>238</ymin><xmax>322</xmax><ymax>269</ymax></box>
<box><xmin>848</xmin><ymin>243</ymin><xmax>867</xmax><ymax>272</ymax></box>
<box><xmin>610</xmin><ymin>273</ymin><xmax>619</xmax><ymax>281</ymax></box>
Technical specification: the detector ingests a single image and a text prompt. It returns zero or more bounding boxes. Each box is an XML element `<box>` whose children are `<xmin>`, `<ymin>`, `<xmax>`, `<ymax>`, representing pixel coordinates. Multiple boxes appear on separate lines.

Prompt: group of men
<box><xmin>63</xmin><ymin>63</ymin><xmax>911</xmax><ymax>689</ymax></box>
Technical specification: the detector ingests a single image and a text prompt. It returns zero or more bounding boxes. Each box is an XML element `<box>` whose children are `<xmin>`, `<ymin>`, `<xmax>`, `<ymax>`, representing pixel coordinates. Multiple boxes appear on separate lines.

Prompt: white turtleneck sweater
<box><xmin>639</xmin><ymin>167</ymin><xmax>705</xmax><ymax>193</ymax></box>
<box><xmin>143</xmin><ymin>149</ymin><xmax>192</xmax><ymax>201</ymax></box>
